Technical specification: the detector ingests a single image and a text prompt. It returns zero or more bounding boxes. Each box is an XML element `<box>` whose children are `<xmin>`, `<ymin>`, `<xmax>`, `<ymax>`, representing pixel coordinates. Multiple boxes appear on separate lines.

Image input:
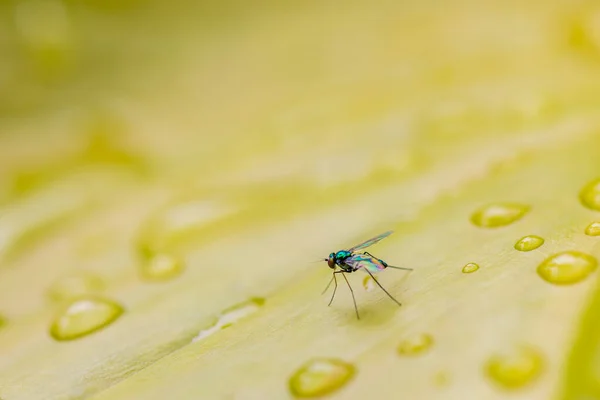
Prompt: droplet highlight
<box><xmin>140</xmin><ymin>253</ymin><xmax>184</xmax><ymax>281</ymax></box>
<box><xmin>585</xmin><ymin>222</ymin><xmax>600</xmax><ymax>236</ymax></box>
<box><xmin>192</xmin><ymin>298</ymin><xmax>265</xmax><ymax>343</ymax></box>
<box><xmin>470</xmin><ymin>203</ymin><xmax>529</xmax><ymax>228</ymax></box>
<box><xmin>397</xmin><ymin>333</ymin><xmax>434</xmax><ymax>355</ymax></box>
<box><xmin>537</xmin><ymin>251</ymin><xmax>597</xmax><ymax>285</ymax></box>
<box><xmin>49</xmin><ymin>296</ymin><xmax>124</xmax><ymax>341</ymax></box>
<box><xmin>485</xmin><ymin>345</ymin><xmax>544</xmax><ymax>389</ymax></box>
<box><xmin>514</xmin><ymin>235</ymin><xmax>545</xmax><ymax>252</ymax></box>
<box><xmin>47</xmin><ymin>271</ymin><xmax>105</xmax><ymax>302</ymax></box>
<box><xmin>289</xmin><ymin>358</ymin><xmax>355</xmax><ymax>398</ymax></box>
<box><xmin>579</xmin><ymin>179</ymin><xmax>600</xmax><ymax>211</ymax></box>
<box><xmin>462</xmin><ymin>263</ymin><xmax>480</xmax><ymax>274</ymax></box>
<box><xmin>362</xmin><ymin>275</ymin><xmax>375</xmax><ymax>292</ymax></box>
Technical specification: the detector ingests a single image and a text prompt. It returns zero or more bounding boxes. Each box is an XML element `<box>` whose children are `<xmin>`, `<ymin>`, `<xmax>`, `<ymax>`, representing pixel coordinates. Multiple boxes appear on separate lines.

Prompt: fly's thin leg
<box><xmin>340</xmin><ymin>272</ymin><xmax>360</xmax><ymax>320</ymax></box>
<box><xmin>364</xmin><ymin>268</ymin><xmax>402</xmax><ymax>307</ymax></box>
<box><xmin>321</xmin><ymin>275</ymin><xmax>335</xmax><ymax>295</ymax></box>
<box><xmin>327</xmin><ymin>272</ymin><xmax>339</xmax><ymax>306</ymax></box>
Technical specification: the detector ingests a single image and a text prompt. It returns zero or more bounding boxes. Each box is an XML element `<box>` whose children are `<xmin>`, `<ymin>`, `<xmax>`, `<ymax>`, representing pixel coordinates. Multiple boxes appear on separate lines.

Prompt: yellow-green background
<box><xmin>1</xmin><ymin>0</ymin><xmax>600</xmax><ymax>399</ymax></box>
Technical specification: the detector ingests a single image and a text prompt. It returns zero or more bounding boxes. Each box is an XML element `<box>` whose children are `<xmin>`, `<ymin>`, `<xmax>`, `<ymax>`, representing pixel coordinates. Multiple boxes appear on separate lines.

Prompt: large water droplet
<box><xmin>514</xmin><ymin>235</ymin><xmax>545</xmax><ymax>252</ymax></box>
<box><xmin>192</xmin><ymin>298</ymin><xmax>265</xmax><ymax>343</ymax></box>
<box><xmin>580</xmin><ymin>179</ymin><xmax>600</xmax><ymax>211</ymax></box>
<box><xmin>397</xmin><ymin>333</ymin><xmax>434</xmax><ymax>355</ymax></box>
<box><xmin>47</xmin><ymin>271</ymin><xmax>105</xmax><ymax>302</ymax></box>
<box><xmin>140</xmin><ymin>253</ymin><xmax>184</xmax><ymax>281</ymax></box>
<box><xmin>362</xmin><ymin>275</ymin><xmax>375</xmax><ymax>292</ymax></box>
<box><xmin>462</xmin><ymin>263</ymin><xmax>480</xmax><ymax>274</ymax></box>
<box><xmin>49</xmin><ymin>296</ymin><xmax>124</xmax><ymax>341</ymax></box>
<box><xmin>485</xmin><ymin>345</ymin><xmax>543</xmax><ymax>389</ymax></box>
<box><xmin>470</xmin><ymin>203</ymin><xmax>529</xmax><ymax>228</ymax></box>
<box><xmin>585</xmin><ymin>222</ymin><xmax>600</xmax><ymax>236</ymax></box>
<box><xmin>289</xmin><ymin>358</ymin><xmax>355</xmax><ymax>398</ymax></box>
<box><xmin>537</xmin><ymin>251</ymin><xmax>597</xmax><ymax>284</ymax></box>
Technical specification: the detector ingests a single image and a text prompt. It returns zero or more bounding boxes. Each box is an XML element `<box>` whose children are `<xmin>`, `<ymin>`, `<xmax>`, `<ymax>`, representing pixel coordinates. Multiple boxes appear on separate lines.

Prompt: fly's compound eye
<box><xmin>327</xmin><ymin>253</ymin><xmax>336</xmax><ymax>269</ymax></box>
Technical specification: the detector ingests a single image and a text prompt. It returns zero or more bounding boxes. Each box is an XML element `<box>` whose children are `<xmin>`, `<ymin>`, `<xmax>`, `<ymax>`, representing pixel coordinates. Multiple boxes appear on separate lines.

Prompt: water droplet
<box><xmin>289</xmin><ymin>358</ymin><xmax>355</xmax><ymax>398</ymax></box>
<box><xmin>397</xmin><ymin>333</ymin><xmax>434</xmax><ymax>355</ymax></box>
<box><xmin>537</xmin><ymin>251</ymin><xmax>597</xmax><ymax>285</ymax></box>
<box><xmin>462</xmin><ymin>263</ymin><xmax>480</xmax><ymax>274</ymax></box>
<box><xmin>580</xmin><ymin>179</ymin><xmax>600</xmax><ymax>211</ymax></box>
<box><xmin>49</xmin><ymin>296</ymin><xmax>124</xmax><ymax>341</ymax></box>
<box><xmin>192</xmin><ymin>298</ymin><xmax>264</xmax><ymax>343</ymax></box>
<box><xmin>514</xmin><ymin>235</ymin><xmax>545</xmax><ymax>252</ymax></box>
<box><xmin>470</xmin><ymin>203</ymin><xmax>529</xmax><ymax>228</ymax></box>
<box><xmin>140</xmin><ymin>253</ymin><xmax>184</xmax><ymax>281</ymax></box>
<box><xmin>47</xmin><ymin>271</ymin><xmax>105</xmax><ymax>302</ymax></box>
<box><xmin>585</xmin><ymin>222</ymin><xmax>600</xmax><ymax>236</ymax></box>
<box><xmin>362</xmin><ymin>276</ymin><xmax>375</xmax><ymax>291</ymax></box>
<box><xmin>485</xmin><ymin>345</ymin><xmax>544</xmax><ymax>389</ymax></box>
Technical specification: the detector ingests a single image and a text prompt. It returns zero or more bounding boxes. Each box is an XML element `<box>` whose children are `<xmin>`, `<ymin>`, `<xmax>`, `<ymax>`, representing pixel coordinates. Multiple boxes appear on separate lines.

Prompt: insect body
<box><xmin>322</xmin><ymin>230</ymin><xmax>412</xmax><ymax>319</ymax></box>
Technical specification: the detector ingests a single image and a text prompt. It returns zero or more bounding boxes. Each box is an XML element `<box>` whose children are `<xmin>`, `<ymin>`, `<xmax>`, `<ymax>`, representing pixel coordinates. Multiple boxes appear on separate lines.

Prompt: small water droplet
<box><xmin>585</xmin><ymin>222</ymin><xmax>600</xmax><ymax>236</ymax></box>
<box><xmin>397</xmin><ymin>333</ymin><xmax>434</xmax><ymax>355</ymax></box>
<box><xmin>514</xmin><ymin>235</ymin><xmax>545</xmax><ymax>252</ymax></box>
<box><xmin>47</xmin><ymin>272</ymin><xmax>105</xmax><ymax>302</ymax></box>
<box><xmin>140</xmin><ymin>253</ymin><xmax>184</xmax><ymax>281</ymax></box>
<box><xmin>50</xmin><ymin>296</ymin><xmax>124</xmax><ymax>341</ymax></box>
<box><xmin>580</xmin><ymin>179</ymin><xmax>600</xmax><ymax>211</ymax></box>
<box><xmin>289</xmin><ymin>358</ymin><xmax>355</xmax><ymax>398</ymax></box>
<box><xmin>192</xmin><ymin>298</ymin><xmax>265</xmax><ymax>343</ymax></box>
<box><xmin>485</xmin><ymin>345</ymin><xmax>543</xmax><ymax>389</ymax></box>
<box><xmin>470</xmin><ymin>203</ymin><xmax>529</xmax><ymax>228</ymax></box>
<box><xmin>362</xmin><ymin>276</ymin><xmax>375</xmax><ymax>292</ymax></box>
<box><xmin>537</xmin><ymin>251</ymin><xmax>597</xmax><ymax>285</ymax></box>
<box><xmin>462</xmin><ymin>263</ymin><xmax>480</xmax><ymax>274</ymax></box>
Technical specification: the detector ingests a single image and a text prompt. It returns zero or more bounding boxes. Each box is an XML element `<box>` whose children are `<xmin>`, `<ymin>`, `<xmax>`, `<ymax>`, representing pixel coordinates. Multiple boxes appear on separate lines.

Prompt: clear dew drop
<box><xmin>470</xmin><ymin>203</ymin><xmax>530</xmax><ymax>228</ymax></box>
<box><xmin>289</xmin><ymin>358</ymin><xmax>355</xmax><ymax>398</ymax></box>
<box><xmin>462</xmin><ymin>263</ymin><xmax>480</xmax><ymax>274</ymax></box>
<box><xmin>397</xmin><ymin>333</ymin><xmax>434</xmax><ymax>355</ymax></box>
<box><xmin>514</xmin><ymin>235</ymin><xmax>545</xmax><ymax>252</ymax></box>
<box><xmin>140</xmin><ymin>253</ymin><xmax>184</xmax><ymax>281</ymax></box>
<box><xmin>362</xmin><ymin>275</ymin><xmax>375</xmax><ymax>292</ymax></box>
<box><xmin>485</xmin><ymin>345</ymin><xmax>544</xmax><ymax>389</ymax></box>
<box><xmin>579</xmin><ymin>179</ymin><xmax>600</xmax><ymax>211</ymax></box>
<box><xmin>47</xmin><ymin>271</ymin><xmax>105</xmax><ymax>302</ymax></box>
<box><xmin>192</xmin><ymin>298</ymin><xmax>265</xmax><ymax>343</ymax></box>
<box><xmin>537</xmin><ymin>250</ymin><xmax>597</xmax><ymax>285</ymax></box>
<box><xmin>49</xmin><ymin>296</ymin><xmax>124</xmax><ymax>341</ymax></box>
<box><xmin>585</xmin><ymin>222</ymin><xmax>600</xmax><ymax>236</ymax></box>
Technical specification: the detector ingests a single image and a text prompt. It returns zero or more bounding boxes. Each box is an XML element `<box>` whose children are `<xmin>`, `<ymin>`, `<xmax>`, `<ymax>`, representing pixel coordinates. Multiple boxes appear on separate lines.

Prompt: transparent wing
<box><xmin>343</xmin><ymin>254</ymin><xmax>387</xmax><ymax>274</ymax></box>
<box><xmin>347</xmin><ymin>230</ymin><xmax>393</xmax><ymax>252</ymax></box>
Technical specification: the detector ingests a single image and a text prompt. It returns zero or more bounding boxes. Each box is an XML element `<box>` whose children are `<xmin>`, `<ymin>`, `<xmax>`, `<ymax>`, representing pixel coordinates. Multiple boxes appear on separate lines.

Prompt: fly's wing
<box><xmin>347</xmin><ymin>230</ymin><xmax>393</xmax><ymax>252</ymax></box>
<box><xmin>343</xmin><ymin>254</ymin><xmax>387</xmax><ymax>274</ymax></box>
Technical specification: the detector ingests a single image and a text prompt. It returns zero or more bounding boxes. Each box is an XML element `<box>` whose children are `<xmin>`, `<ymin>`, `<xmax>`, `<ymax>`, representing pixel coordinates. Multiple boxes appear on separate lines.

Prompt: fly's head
<box><xmin>327</xmin><ymin>252</ymin><xmax>336</xmax><ymax>269</ymax></box>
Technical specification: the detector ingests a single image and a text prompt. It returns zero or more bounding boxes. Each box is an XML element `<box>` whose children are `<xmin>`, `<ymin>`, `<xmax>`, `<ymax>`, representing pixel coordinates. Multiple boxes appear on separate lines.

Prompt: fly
<box><xmin>321</xmin><ymin>230</ymin><xmax>412</xmax><ymax>319</ymax></box>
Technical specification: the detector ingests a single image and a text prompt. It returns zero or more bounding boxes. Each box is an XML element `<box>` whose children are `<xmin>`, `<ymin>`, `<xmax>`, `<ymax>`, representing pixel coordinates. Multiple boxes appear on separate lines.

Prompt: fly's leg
<box><xmin>340</xmin><ymin>272</ymin><xmax>360</xmax><ymax>320</ymax></box>
<box><xmin>364</xmin><ymin>268</ymin><xmax>402</xmax><ymax>307</ymax></box>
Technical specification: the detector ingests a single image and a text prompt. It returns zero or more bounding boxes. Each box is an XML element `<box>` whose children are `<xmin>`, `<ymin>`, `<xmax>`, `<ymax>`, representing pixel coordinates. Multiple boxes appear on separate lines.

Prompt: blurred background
<box><xmin>1</xmin><ymin>0</ymin><xmax>600</xmax><ymax>399</ymax></box>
